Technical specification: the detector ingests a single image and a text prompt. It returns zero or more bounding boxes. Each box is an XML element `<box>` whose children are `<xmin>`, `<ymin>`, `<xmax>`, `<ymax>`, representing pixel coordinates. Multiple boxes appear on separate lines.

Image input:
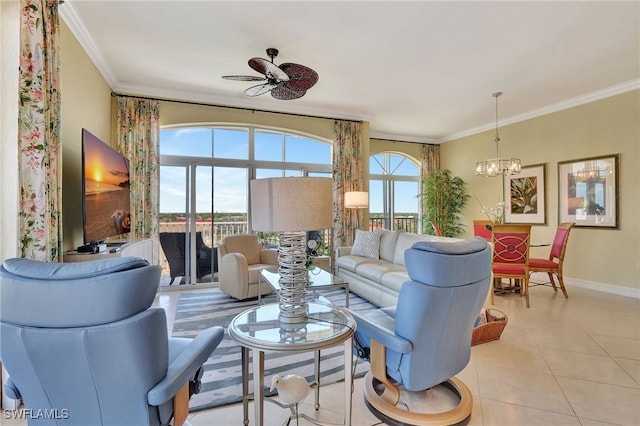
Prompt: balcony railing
<box><xmin>159</xmin><ymin>221</ymin><xmax>247</xmax><ymax>247</ymax></box>
<box><xmin>368</xmin><ymin>216</ymin><xmax>418</xmax><ymax>233</ymax></box>
<box><xmin>157</xmin><ymin>217</ymin><xmax>417</xmax><ymax>278</ymax></box>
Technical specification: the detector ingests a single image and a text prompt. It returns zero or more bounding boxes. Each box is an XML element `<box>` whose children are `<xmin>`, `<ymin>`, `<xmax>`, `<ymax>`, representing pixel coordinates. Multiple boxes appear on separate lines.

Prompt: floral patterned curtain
<box><xmin>17</xmin><ymin>0</ymin><xmax>62</xmax><ymax>261</ymax></box>
<box><xmin>115</xmin><ymin>96</ymin><xmax>160</xmax><ymax>263</ymax></box>
<box><xmin>420</xmin><ymin>143</ymin><xmax>440</xmax><ymax>180</ymax></box>
<box><xmin>332</xmin><ymin>120</ymin><xmax>363</xmax><ymax>248</ymax></box>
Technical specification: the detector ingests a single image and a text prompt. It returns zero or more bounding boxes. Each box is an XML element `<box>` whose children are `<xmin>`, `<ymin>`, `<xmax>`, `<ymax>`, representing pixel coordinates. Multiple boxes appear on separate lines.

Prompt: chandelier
<box><xmin>475</xmin><ymin>92</ymin><xmax>521</xmax><ymax>177</ymax></box>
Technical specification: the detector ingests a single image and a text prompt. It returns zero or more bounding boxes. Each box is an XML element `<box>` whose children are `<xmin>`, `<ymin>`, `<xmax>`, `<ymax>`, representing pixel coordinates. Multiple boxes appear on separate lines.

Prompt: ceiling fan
<box><xmin>222</xmin><ymin>48</ymin><xmax>319</xmax><ymax>100</ymax></box>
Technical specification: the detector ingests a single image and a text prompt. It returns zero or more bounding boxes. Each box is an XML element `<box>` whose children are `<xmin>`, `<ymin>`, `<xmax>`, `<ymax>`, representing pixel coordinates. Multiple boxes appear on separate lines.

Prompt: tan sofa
<box><xmin>217</xmin><ymin>234</ymin><xmax>279</xmax><ymax>300</ymax></box>
<box><xmin>335</xmin><ymin>230</ymin><xmax>459</xmax><ymax>307</ymax></box>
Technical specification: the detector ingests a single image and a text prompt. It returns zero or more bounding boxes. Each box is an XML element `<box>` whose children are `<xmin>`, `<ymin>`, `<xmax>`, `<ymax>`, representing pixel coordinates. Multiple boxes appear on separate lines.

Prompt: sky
<box><xmin>158</xmin><ymin>127</ymin><xmax>420</xmax><ymax>215</ymax></box>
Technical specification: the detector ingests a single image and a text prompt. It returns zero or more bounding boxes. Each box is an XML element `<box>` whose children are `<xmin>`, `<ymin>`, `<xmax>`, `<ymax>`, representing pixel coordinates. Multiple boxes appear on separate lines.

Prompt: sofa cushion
<box><xmin>351</xmin><ymin>229</ymin><xmax>383</xmax><ymax>259</ymax></box>
<box><xmin>393</xmin><ymin>233</ymin><xmax>436</xmax><ymax>265</ymax></box>
<box><xmin>356</xmin><ymin>260</ymin><xmax>406</xmax><ymax>282</ymax></box>
<box><xmin>379</xmin><ymin>229</ymin><xmax>400</xmax><ymax>262</ymax></box>
<box><xmin>335</xmin><ymin>255</ymin><xmax>375</xmax><ymax>273</ymax></box>
<box><xmin>380</xmin><ymin>271</ymin><xmax>410</xmax><ymax>293</ymax></box>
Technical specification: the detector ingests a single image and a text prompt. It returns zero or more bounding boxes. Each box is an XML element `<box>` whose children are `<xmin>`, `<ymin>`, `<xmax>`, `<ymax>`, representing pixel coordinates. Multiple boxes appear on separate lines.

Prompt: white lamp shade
<box><xmin>251</xmin><ymin>177</ymin><xmax>333</xmax><ymax>232</ymax></box>
<box><xmin>344</xmin><ymin>191</ymin><xmax>368</xmax><ymax>209</ymax></box>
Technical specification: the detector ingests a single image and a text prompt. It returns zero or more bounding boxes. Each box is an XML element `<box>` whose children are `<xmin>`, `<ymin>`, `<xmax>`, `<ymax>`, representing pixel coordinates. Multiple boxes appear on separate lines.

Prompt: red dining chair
<box><xmin>492</xmin><ymin>224</ymin><xmax>532</xmax><ymax>307</ymax></box>
<box><xmin>473</xmin><ymin>220</ymin><xmax>493</xmax><ymax>242</ymax></box>
<box><xmin>528</xmin><ymin>222</ymin><xmax>575</xmax><ymax>299</ymax></box>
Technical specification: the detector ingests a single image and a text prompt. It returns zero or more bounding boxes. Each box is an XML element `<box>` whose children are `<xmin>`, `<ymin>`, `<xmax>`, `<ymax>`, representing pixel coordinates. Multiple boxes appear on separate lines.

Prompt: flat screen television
<box><xmin>81</xmin><ymin>128</ymin><xmax>131</xmax><ymax>245</ymax></box>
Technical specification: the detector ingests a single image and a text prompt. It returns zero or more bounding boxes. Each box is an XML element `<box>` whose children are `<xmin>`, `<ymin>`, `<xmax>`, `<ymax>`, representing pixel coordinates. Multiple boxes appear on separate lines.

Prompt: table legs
<box><xmin>314</xmin><ymin>350</ymin><xmax>320</xmax><ymax>410</ymax></box>
<box><xmin>241</xmin><ymin>347</ymin><xmax>250</xmax><ymax>425</ymax></box>
<box><xmin>344</xmin><ymin>337</ymin><xmax>353</xmax><ymax>426</ymax></box>
<box><xmin>344</xmin><ymin>286</ymin><xmax>350</xmax><ymax>308</ymax></box>
<box><xmin>240</xmin><ymin>340</ymin><xmax>353</xmax><ymax>426</ymax></box>
<box><xmin>253</xmin><ymin>348</ymin><xmax>265</xmax><ymax>426</ymax></box>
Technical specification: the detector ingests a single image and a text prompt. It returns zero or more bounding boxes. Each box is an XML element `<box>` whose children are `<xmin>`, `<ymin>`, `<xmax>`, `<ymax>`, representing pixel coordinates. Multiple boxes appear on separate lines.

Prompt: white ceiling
<box><xmin>61</xmin><ymin>1</ymin><xmax>640</xmax><ymax>143</ymax></box>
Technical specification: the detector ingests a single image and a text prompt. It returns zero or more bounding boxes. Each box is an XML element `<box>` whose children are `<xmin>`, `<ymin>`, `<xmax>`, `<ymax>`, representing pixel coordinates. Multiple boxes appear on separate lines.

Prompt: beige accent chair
<box><xmin>217</xmin><ymin>234</ymin><xmax>279</xmax><ymax>300</ymax></box>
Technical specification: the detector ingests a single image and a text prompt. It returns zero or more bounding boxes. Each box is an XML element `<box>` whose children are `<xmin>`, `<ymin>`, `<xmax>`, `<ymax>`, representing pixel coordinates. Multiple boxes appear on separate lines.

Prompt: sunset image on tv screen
<box><xmin>83</xmin><ymin>130</ymin><xmax>131</xmax><ymax>243</ymax></box>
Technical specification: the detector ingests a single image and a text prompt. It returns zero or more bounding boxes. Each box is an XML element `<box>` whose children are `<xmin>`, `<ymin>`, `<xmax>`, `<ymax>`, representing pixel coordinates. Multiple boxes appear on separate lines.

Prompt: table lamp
<box><xmin>251</xmin><ymin>177</ymin><xmax>333</xmax><ymax>323</ymax></box>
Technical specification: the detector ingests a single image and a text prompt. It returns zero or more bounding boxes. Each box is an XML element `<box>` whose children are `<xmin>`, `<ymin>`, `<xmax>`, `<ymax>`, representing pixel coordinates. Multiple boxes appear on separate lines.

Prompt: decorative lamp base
<box><xmin>277</xmin><ymin>231</ymin><xmax>309</xmax><ymax>324</ymax></box>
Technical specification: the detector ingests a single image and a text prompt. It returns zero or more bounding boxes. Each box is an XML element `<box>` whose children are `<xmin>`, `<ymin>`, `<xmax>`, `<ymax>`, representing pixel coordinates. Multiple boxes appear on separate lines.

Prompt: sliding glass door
<box><xmin>369</xmin><ymin>153</ymin><xmax>421</xmax><ymax>233</ymax></box>
<box><xmin>159</xmin><ymin>126</ymin><xmax>332</xmax><ymax>285</ymax></box>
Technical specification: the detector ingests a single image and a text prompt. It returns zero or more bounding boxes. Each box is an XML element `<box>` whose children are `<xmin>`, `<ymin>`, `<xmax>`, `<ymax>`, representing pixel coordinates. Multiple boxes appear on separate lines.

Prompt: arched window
<box><xmin>369</xmin><ymin>152</ymin><xmax>421</xmax><ymax>233</ymax></box>
<box><xmin>158</xmin><ymin>126</ymin><xmax>331</xmax><ymax>284</ymax></box>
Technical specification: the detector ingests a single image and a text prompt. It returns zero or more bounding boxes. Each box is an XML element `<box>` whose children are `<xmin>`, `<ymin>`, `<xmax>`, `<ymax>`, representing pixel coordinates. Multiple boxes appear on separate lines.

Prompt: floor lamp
<box><xmin>251</xmin><ymin>177</ymin><xmax>333</xmax><ymax>323</ymax></box>
<box><xmin>344</xmin><ymin>191</ymin><xmax>368</xmax><ymax>230</ymax></box>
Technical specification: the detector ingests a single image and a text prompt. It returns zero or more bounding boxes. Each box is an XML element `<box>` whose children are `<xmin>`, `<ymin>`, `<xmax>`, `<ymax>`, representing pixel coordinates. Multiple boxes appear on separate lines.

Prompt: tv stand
<box><xmin>64</xmin><ymin>239</ymin><xmax>153</xmax><ymax>263</ymax></box>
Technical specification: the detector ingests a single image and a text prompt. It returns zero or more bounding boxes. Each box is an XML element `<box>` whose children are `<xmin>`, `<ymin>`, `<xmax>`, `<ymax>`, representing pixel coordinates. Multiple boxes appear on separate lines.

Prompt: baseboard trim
<box><xmin>529</xmin><ymin>272</ymin><xmax>639</xmax><ymax>299</ymax></box>
<box><xmin>564</xmin><ymin>275</ymin><xmax>639</xmax><ymax>299</ymax></box>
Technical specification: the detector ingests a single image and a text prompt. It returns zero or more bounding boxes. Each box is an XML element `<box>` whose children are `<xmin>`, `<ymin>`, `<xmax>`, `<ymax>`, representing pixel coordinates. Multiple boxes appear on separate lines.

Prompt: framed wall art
<box><xmin>558</xmin><ymin>154</ymin><xmax>619</xmax><ymax>228</ymax></box>
<box><xmin>503</xmin><ymin>163</ymin><xmax>547</xmax><ymax>224</ymax></box>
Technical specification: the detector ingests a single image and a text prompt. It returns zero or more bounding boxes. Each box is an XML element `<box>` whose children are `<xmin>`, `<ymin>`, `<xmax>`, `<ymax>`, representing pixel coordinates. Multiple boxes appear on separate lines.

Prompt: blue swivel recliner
<box><xmin>0</xmin><ymin>256</ymin><xmax>224</xmax><ymax>426</ymax></box>
<box><xmin>351</xmin><ymin>237</ymin><xmax>491</xmax><ymax>425</ymax></box>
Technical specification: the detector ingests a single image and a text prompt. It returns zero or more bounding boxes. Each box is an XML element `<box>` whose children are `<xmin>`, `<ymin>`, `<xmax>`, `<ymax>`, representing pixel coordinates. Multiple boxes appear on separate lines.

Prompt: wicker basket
<box><xmin>472</xmin><ymin>308</ymin><xmax>508</xmax><ymax>346</ymax></box>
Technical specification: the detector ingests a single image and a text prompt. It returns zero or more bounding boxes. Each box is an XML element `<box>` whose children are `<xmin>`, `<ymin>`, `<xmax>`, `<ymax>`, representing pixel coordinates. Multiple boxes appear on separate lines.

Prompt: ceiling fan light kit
<box><xmin>223</xmin><ymin>48</ymin><xmax>319</xmax><ymax>100</ymax></box>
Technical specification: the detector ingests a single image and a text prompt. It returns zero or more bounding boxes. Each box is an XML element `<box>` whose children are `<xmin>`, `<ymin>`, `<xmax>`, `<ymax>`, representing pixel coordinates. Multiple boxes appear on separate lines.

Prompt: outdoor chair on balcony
<box><xmin>159</xmin><ymin>232</ymin><xmax>217</xmax><ymax>284</ymax></box>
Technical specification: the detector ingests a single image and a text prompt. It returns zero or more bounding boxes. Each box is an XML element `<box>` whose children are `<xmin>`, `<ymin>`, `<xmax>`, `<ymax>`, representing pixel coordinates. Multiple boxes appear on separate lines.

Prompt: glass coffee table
<box><xmin>259</xmin><ymin>267</ymin><xmax>350</xmax><ymax>307</ymax></box>
<box><xmin>228</xmin><ymin>302</ymin><xmax>355</xmax><ymax>426</ymax></box>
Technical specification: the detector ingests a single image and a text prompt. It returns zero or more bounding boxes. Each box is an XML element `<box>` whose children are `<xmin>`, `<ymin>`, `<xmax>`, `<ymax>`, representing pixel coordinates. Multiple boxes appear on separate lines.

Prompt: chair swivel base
<box><xmin>363</xmin><ymin>372</ymin><xmax>473</xmax><ymax>426</ymax></box>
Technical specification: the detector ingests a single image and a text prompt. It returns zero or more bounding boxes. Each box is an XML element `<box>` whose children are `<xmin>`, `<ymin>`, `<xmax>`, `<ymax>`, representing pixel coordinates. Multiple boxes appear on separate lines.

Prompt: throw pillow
<box><xmin>350</xmin><ymin>229</ymin><xmax>382</xmax><ymax>259</ymax></box>
<box><xmin>378</xmin><ymin>229</ymin><xmax>400</xmax><ymax>262</ymax></box>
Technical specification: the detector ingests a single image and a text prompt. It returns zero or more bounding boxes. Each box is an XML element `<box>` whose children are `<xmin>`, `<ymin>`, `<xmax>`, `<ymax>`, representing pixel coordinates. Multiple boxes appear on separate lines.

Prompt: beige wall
<box><xmin>441</xmin><ymin>90</ymin><xmax>640</xmax><ymax>291</ymax></box>
<box><xmin>60</xmin><ymin>21</ymin><xmax>113</xmax><ymax>251</ymax></box>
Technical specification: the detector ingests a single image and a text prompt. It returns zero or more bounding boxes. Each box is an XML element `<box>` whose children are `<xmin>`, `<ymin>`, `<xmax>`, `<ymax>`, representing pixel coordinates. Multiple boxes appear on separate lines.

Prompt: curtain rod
<box><xmin>370</xmin><ymin>136</ymin><xmax>438</xmax><ymax>146</ymax></box>
<box><xmin>111</xmin><ymin>92</ymin><xmax>363</xmax><ymax>124</ymax></box>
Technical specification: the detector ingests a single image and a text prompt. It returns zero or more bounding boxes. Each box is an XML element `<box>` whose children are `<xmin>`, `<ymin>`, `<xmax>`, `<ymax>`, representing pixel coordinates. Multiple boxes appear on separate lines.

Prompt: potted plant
<box><xmin>421</xmin><ymin>169</ymin><xmax>469</xmax><ymax>237</ymax></box>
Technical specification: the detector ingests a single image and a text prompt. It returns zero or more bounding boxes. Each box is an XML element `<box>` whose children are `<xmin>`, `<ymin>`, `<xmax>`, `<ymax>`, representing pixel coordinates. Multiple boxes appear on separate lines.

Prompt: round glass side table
<box><xmin>229</xmin><ymin>302</ymin><xmax>355</xmax><ymax>426</ymax></box>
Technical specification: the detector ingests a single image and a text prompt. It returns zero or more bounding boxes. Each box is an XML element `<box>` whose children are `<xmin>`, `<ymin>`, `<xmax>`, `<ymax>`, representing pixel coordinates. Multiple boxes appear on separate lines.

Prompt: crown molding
<box><xmin>59</xmin><ymin>1</ymin><xmax>119</xmax><ymax>88</ymax></box>
<box><xmin>440</xmin><ymin>79</ymin><xmax>640</xmax><ymax>143</ymax></box>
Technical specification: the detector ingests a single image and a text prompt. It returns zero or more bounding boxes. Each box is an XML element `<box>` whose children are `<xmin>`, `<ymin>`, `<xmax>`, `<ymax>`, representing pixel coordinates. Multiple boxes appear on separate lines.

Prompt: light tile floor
<box><xmin>181</xmin><ymin>283</ymin><xmax>640</xmax><ymax>426</ymax></box>
<box><xmin>2</xmin><ymin>282</ymin><xmax>639</xmax><ymax>426</ymax></box>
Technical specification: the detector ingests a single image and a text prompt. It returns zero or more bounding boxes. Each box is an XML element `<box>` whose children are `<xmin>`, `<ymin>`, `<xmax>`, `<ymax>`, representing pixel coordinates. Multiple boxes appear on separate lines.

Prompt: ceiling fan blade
<box><xmin>222</xmin><ymin>75</ymin><xmax>266</xmax><ymax>82</ymax></box>
<box><xmin>271</xmin><ymin>84</ymin><xmax>305</xmax><ymax>100</ymax></box>
<box><xmin>279</xmin><ymin>63</ymin><xmax>319</xmax><ymax>92</ymax></box>
<box><xmin>248</xmin><ymin>57</ymin><xmax>290</xmax><ymax>82</ymax></box>
<box><xmin>245</xmin><ymin>82</ymin><xmax>277</xmax><ymax>97</ymax></box>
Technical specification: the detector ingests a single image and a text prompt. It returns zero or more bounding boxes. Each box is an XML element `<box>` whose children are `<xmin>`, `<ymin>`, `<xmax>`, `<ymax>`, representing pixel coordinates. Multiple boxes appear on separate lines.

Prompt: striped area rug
<box><xmin>171</xmin><ymin>289</ymin><xmax>376</xmax><ymax>412</ymax></box>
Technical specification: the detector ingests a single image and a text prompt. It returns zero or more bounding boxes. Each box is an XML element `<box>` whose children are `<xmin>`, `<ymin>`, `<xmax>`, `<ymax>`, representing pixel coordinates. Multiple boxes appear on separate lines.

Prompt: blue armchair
<box><xmin>0</xmin><ymin>256</ymin><xmax>224</xmax><ymax>426</ymax></box>
<box><xmin>351</xmin><ymin>237</ymin><xmax>491</xmax><ymax>425</ymax></box>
